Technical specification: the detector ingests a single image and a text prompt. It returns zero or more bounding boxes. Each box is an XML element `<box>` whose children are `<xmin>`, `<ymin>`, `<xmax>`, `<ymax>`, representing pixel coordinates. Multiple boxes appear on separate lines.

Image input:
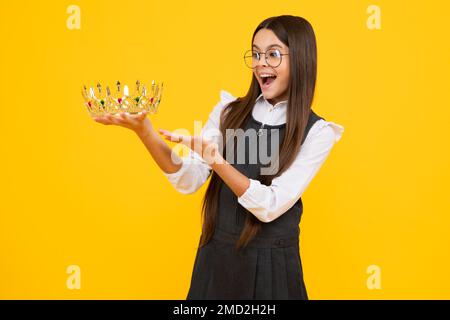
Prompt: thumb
<box><xmin>138</xmin><ymin>110</ymin><xmax>147</xmax><ymax>121</ymax></box>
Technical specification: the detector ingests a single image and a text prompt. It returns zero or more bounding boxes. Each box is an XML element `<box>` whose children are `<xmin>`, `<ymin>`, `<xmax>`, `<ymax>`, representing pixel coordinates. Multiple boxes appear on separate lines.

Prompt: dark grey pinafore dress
<box><xmin>186</xmin><ymin>109</ymin><xmax>324</xmax><ymax>300</ymax></box>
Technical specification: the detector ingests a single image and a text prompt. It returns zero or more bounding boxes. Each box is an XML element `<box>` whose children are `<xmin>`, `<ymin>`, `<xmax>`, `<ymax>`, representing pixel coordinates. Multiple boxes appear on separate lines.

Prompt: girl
<box><xmin>94</xmin><ymin>15</ymin><xmax>344</xmax><ymax>300</ymax></box>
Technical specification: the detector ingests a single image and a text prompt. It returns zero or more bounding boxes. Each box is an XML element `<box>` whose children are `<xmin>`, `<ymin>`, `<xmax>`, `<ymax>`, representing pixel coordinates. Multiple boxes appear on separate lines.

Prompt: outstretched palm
<box><xmin>93</xmin><ymin>111</ymin><xmax>151</xmax><ymax>136</ymax></box>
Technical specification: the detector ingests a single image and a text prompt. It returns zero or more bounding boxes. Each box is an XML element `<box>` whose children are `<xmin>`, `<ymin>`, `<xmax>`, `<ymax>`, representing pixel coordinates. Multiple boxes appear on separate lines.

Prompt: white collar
<box><xmin>255</xmin><ymin>92</ymin><xmax>288</xmax><ymax>109</ymax></box>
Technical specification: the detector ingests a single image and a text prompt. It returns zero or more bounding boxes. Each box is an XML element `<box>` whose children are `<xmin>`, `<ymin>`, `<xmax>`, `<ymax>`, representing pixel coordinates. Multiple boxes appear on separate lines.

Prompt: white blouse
<box><xmin>163</xmin><ymin>89</ymin><xmax>344</xmax><ymax>223</ymax></box>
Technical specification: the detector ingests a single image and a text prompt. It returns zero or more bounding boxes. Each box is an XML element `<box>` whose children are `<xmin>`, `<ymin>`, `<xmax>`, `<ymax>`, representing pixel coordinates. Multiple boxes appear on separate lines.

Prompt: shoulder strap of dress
<box><xmin>301</xmin><ymin>109</ymin><xmax>325</xmax><ymax>145</ymax></box>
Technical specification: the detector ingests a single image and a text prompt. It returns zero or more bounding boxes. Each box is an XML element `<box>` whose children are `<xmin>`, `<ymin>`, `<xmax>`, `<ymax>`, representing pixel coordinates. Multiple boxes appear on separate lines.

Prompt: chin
<box><xmin>262</xmin><ymin>89</ymin><xmax>279</xmax><ymax>99</ymax></box>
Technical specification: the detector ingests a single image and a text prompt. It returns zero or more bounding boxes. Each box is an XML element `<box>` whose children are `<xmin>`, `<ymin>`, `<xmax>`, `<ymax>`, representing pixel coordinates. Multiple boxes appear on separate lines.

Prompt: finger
<box><xmin>161</xmin><ymin>135</ymin><xmax>173</xmax><ymax>142</ymax></box>
<box><xmin>105</xmin><ymin>113</ymin><xmax>123</xmax><ymax>125</ymax></box>
<box><xmin>158</xmin><ymin>129</ymin><xmax>173</xmax><ymax>138</ymax></box>
<box><xmin>94</xmin><ymin>116</ymin><xmax>112</xmax><ymax>125</ymax></box>
<box><xmin>177</xmin><ymin>134</ymin><xmax>193</xmax><ymax>146</ymax></box>
<box><xmin>138</xmin><ymin>110</ymin><xmax>147</xmax><ymax>121</ymax></box>
<box><xmin>159</xmin><ymin>129</ymin><xmax>183</xmax><ymax>143</ymax></box>
<box><xmin>158</xmin><ymin>128</ymin><xmax>169</xmax><ymax>136</ymax></box>
<box><xmin>113</xmin><ymin>113</ymin><xmax>125</xmax><ymax>123</ymax></box>
<box><xmin>162</xmin><ymin>132</ymin><xmax>179</xmax><ymax>142</ymax></box>
<box><xmin>119</xmin><ymin>112</ymin><xmax>130</xmax><ymax>122</ymax></box>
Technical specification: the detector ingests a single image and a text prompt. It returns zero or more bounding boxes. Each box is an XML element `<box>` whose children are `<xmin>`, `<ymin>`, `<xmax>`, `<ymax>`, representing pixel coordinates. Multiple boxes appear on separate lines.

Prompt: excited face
<box><xmin>252</xmin><ymin>28</ymin><xmax>290</xmax><ymax>106</ymax></box>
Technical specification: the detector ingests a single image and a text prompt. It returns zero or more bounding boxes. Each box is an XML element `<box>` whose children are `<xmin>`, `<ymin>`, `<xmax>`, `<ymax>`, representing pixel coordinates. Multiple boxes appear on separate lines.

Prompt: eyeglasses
<box><xmin>243</xmin><ymin>48</ymin><xmax>289</xmax><ymax>69</ymax></box>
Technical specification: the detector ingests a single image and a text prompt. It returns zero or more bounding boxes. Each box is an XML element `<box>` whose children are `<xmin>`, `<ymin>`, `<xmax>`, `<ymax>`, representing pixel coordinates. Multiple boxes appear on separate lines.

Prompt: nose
<box><xmin>255</xmin><ymin>53</ymin><xmax>268</xmax><ymax>68</ymax></box>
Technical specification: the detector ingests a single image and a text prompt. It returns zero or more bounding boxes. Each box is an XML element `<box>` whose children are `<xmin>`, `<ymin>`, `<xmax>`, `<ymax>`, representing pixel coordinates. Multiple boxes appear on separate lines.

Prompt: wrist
<box><xmin>135</xmin><ymin>122</ymin><xmax>153</xmax><ymax>139</ymax></box>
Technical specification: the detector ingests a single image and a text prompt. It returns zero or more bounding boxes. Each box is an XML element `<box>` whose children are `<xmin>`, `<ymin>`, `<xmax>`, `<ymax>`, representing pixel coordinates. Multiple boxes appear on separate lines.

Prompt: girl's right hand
<box><xmin>93</xmin><ymin>111</ymin><xmax>152</xmax><ymax>136</ymax></box>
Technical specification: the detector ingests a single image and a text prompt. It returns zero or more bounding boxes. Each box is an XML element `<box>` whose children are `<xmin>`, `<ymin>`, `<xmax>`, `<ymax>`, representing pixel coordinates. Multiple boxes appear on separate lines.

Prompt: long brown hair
<box><xmin>199</xmin><ymin>15</ymin><xmax>318</xmax><ymax>250</ymax></box>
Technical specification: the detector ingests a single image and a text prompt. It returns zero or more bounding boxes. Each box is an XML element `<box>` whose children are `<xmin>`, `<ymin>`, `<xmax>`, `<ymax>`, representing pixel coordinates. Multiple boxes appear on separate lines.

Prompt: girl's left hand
<box><xmin>158</xmin><ymin>129</ymin><xmax>221</xmax><ymax>165</ymax></box>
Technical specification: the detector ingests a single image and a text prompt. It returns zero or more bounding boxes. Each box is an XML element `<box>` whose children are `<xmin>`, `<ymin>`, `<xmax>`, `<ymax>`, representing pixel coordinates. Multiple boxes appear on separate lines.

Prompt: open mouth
<box><xmin>261</xmin><ymin>75</ymin><xmax>277</xmax><ymax>88</ymax></box>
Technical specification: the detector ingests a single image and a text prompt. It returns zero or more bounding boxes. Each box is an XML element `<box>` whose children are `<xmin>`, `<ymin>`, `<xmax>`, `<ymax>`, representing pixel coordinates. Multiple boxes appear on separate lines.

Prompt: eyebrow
<box><xmin>252</xmin><ymin>44</ymin><xmax>283</xmax><ymax>50</ymax></box>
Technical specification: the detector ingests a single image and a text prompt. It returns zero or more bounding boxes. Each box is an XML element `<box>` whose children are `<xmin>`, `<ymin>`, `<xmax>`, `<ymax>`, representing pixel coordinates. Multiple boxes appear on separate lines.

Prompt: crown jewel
<box><xmin>81</xmin><ymin>80</ymin><xmax>163</xmax><ymax>116</ymax></box>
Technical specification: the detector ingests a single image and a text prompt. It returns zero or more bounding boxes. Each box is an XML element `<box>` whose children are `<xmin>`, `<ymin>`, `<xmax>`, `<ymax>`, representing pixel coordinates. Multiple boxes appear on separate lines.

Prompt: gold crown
<box><xmin>81</xmin><ymin>80</ymin><xmax>163</xmax><ymax>116</ymax></box>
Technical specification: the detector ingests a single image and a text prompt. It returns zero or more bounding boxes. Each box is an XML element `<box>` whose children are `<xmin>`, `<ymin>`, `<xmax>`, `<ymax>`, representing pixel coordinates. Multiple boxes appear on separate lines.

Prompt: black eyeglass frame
<box><xmin>243</xmin><ymin>48</ymin><xmax>289</xmax><ymax>68</ymax></box>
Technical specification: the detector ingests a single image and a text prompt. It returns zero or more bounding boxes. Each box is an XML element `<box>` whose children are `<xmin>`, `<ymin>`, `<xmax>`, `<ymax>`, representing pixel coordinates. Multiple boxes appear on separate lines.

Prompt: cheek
<box><xmin>279</xmin><ymin>68</ymin><xmax>289</xmax><ymax>86</ymax></box>
<box><xmin>278</xmin><ymin>62</ymin><xmax>289</xmax><ymax>84</ymax></box>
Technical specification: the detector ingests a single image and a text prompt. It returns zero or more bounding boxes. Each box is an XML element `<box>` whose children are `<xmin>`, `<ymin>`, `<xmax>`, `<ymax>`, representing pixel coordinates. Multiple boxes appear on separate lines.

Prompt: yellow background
<box><xmin>1</xmin><ymin>0</ymin><xmax>449</xmax><ymax>299</ymax></box>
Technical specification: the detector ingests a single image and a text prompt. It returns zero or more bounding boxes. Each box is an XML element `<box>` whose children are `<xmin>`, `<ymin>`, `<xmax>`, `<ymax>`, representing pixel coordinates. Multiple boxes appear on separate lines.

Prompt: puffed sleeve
<box><xmin>162</xmin><ymin>89</ymin><xmax>237</xmax><ymax>194</ymax></box>
<box><xmin>237</xmin><ymin>120</ymin><xmax>344</xmax><ymax>222</ymax></box>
